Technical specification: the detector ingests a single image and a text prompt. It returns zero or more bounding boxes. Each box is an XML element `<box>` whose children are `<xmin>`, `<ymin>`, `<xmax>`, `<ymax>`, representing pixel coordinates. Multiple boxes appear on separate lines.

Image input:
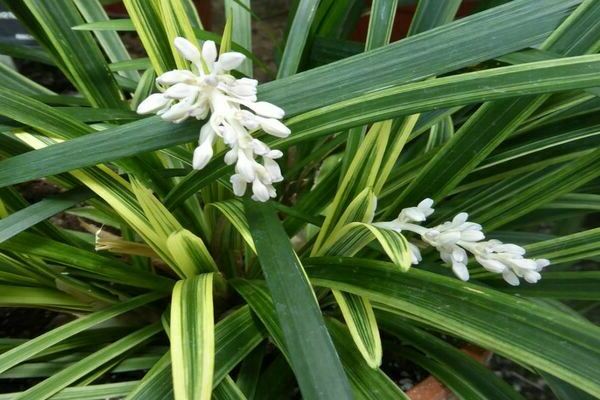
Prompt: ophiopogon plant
<box><xmin>0</xmin><ymin>0</ymin><xmax>599</xmax><ymax>399</ymax></box>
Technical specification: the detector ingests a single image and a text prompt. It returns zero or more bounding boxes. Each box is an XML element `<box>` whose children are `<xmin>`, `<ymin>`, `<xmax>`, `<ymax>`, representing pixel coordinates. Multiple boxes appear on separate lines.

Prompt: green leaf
<box><xmin>224</xmin><ymin>0</ymin><xmax>252</xmax><ymax>76</ymax></box>
<box><xmin>408</xmin><ymin>0</ymin><xmax>461</xmax><ymax>35</ymax></box>
<box><xmin>331</xmin><ymin>290</ymin><xmax>381</xmax><ymax>369</ymax></box>
<box><xmin>0</xmin><ymin>232</ymin><xmax>172</xmax><ymax>291</ymax></box>
<box><xmin>19</xmin><ymin>0</ymin><xmax>124</xmax><ymax>108</ymax></box>
<box><xmin>0</xmin><ymin>61</ymin><xmax>54</xmax><ymax>95</ymax></box>
<box><xmin>122</xmin><ymin>0</ymin><xmax>174</xmax><ymax>74</ymax></box>
<box><xmin>304</xmin><ymin>257</ymin><xmax>600</xmax><ymax>397</ymax></box>
<box><xmin>277</xmin><ymin>0</ymin><xmax>320</xmax><ymax>78</ymax></box>
<box><xmin>207</xmin><ymin>200</ymin><xmax>255</xmax><ymax>252</ymax></box>
<box><xmin>73</xmin><ymin>0</ymin><xmax>139</xmax><ymax>82</ymax></box>
<box><xmin>0</xmin><ymin>285</ymin><xmax>89</xmax><ymax>311</ymax></box>
<box><xmin>485</xmin><ymin>272</ymin><xmax>600</xmax><ymax>300</ymax></box>
<box><xmin>261</xmin><ymin>0</ymin><xmax>583</xmax><ymax>116</ymax></box>
<box><xmin>0</xmin><ymin>382</ymin><xmax>137</xmax><ymax>400</ymax></box>
<box><xmin>170</xmin><ymin>274</ymin><xmax>215</xmax><ymax>400</ymax></box>
<box><xmin>0</xmin><ymin>188</ymin><xmax>91</xmax><ymax>243</ymax></box>
<box><xmin>319</xmin><ymin>222</ymin><xmax>412</xmax><ymax>270</ymax></box>
<box><xmin>391</xmin><ymin>0</ymin><xmax>600</xmax><ymax>212</ymax></box>
<box><xmin>0</xmin><ymin>292</ymin><xmax>164</xmax><ymax>375</ymax></box>
<box><xmin>127</xmin><ymin>305</ymin><xmax>264</xmax><ymax>399</ymax></box>
<box><xmin>213</xmin><ymin>375</ymin><xmax>248</xmax><ymax>400</ymax></box>
<box><xmin>244</xmin><ymin>201</ymin><xmax>352</xmax><ymax>399</ymax></box>
<box><xmin>6</xmin><ymin>54</ymin><xmax>600</xmax><ymax>193</ymax></box>
<box><xmin>379</xmin><ymin>314</ymin><xmax>524</xmax><ymax>400</ymax></box>
<box><xmin>233</xmin><ymin>280</ymin><xmax>407</xmax><ymax>399</ymax></box>
<box><xmin>15</xmin><ymin>323</ymin><xmax>161</xmax><ymax>400</ymax></box>
<box><xmin>326</xmin><ymin>318</ymin><xmax>409</xmax><ymax>399</ymax></box>
<box><xmin>525</xmin><ymin>227</ymin><xmax>600</xmax><ymax>263</ymax></box>
<box><xmin>365</xmin><ymin>0</ymin><xmax>398</xmax><ymax>50</ymax></box>
<box><xmin>166</xmin><ymin>230</ymin><xmax>218</xmax><ymax>276</ymax></box>
<box><xmin>72</xmin><ymin>19</ymin><xmax>136</xmax><ymax>31</ymax></box>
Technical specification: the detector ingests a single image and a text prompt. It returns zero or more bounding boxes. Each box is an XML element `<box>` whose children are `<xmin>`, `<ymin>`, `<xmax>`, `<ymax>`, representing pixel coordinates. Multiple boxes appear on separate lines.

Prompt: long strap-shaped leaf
<box><xmin>0</xmin><ymin>292</ymin><xmax>164</xmax><ymax>375</ymax></box>
<box><xmin>4</xmin><ymin>53</ymin><xmax>600</xmax><ymax>193</ymax></box>
<box><xmin>304</xmin><ymin>257</ymin><xmax>600</xmax><ymax>397</ymax></box>
<box><xmin>244</xmin><ymin>201</ymin><xmax>352</xmax><ymax>399</ymax></box>
<box><xmin>391</xmin><ymin>0</ymin><xmax>600</xmax><ymax>212</ymax></box>
<box><xmin>232</xmin><ymin>279</ymin><xmax>408</xmax><ymax>399</ymax></box>
<box><xmin>170</xmin><ymin>274</ymin><xmax>215</xmax><ymax>400</ymax></box>
<box><xmin>0</xmin><ymin>188</ymin><xmax>91</xmax><ymax>243</ymax></box>
<box><xmin>378</xmin><ymin>313</ymin><xmax>523</xmax><ymax>400</ymax></box>
<box><xmin>14</xmin><ymin>0</ymin><xmax>124</xmax><ymax>108</ymax></box>
<box><xmin>15</xmin><ymin>323</ymin><xmax>162</xmax><ymax>400</ymax></box>
<box><xmin>127</xmin><ymin>305</ymin><xmax>264</xmax><ymax>399</ymax></box>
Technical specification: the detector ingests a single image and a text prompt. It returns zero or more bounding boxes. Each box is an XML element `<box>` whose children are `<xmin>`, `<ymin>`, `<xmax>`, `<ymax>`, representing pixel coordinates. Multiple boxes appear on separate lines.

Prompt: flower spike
<box><xmin>375</xmin><ymin>198</ymin><xmax>550</xmax><ymax>285</ymax></box>
<box><xmin>137</xmin><ymin>38</ymin><xmax>290</xmax><ymax>202</ymax></box>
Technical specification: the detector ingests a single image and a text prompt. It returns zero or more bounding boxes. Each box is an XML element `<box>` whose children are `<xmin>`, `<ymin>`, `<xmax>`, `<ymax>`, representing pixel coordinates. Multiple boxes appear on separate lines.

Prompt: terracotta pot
<box><xmin>406</xmin><ymin>345</ymin><xmax>492</xmax><ymax>400</ymax></box>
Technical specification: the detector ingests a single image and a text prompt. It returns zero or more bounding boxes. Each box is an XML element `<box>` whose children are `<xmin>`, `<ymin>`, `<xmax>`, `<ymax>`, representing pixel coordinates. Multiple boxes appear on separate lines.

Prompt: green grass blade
<box><xmin>21</xmin><ymin>0</ymin><xmax>124</xmax><ymax>108</ymax></box>
<box><xmin>15</xmin><ymin>323</ymin><xmax>161</xmax><ymax>400</ymax></box>
<box><xmin>225</xmin><ymin>0</ymin><xmax>252</xmax><ymax>76</ymax></box>
<box><xmin>0</xmin><ymin>292</ymin><xmax>164</xmax><ymax>375</ymax></box>
<box><xmin>0</xmin><ymin>188</ymin><xmax>91</xmax><ymax>243</ymax></box>
<box><xmin>366</xmin><ymin>0</ymin><xmax>398</xmax><ymax>50</ymax></box>
<box><xmin>244</xmin><ymin>201</ymin><xmax>352</xmax><ymax>399</ymax></box>
<box><xmin>305</xmin><ymin>257</ymin><xmax>600</xmax><ymax>397</ymax></box>
<box><xmin>379</xmin><ymin>314</ymin><xmax>524</xmax><ymax>400</ymax></box>
<box><xmin>408</xmin><ymin>0</ymin><xmax>461</xmax><ymax>35</ymax></box>
<box><xmin>170</xmin><ymin>274</ymin><xmax>215</xmax><ymax>400</ymax></box>
<box><xmin>213</xmin><ymin>375</ymin><xmax>248</xmax><ymax>400</ymax></box>
<box><xmin>391</xmin><ymin>0</ymin><xmax>600</xmax><ymax>212</ymax></box>
<box><xmin>73</xmin><ymin>0</ymin><xmax>139</xmax><ymax>81</ymax></box>
<box><xmin>277</xmin><ymin>0</ymin><xmax>320</xmax><ymax>78</ymax></box>
<box><xmin>0</xmin><ymin>285</ymin><xmax>89</xmax><ymax>311</ymax></box>
<box><xmin>127</xmin><ymin>305</ymin><xmax>264</xmax><ymax>399</ymax></box>
<box><xmin>122</xmin><ymin>0</ymin><xmax>174</xmax><ymax>74</ymax></box>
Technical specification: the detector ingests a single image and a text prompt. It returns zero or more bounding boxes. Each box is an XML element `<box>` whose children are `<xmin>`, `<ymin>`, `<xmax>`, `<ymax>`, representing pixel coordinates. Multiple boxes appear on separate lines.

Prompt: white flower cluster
<box><xmin>375</xmin><ymin>199</ymin><xmax>550</xmax><ymax>285</ymax></box>
<box><xmin>136</xmin><ymin>37</ymin><xmax>291</xmax><ymax>202</ymax></box>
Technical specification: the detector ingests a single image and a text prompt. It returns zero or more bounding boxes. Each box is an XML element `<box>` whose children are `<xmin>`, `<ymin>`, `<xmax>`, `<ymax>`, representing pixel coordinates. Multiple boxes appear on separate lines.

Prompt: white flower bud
<box><xmin>252</xmin><ymin>179</ymin><xmax>271</xmax><ymax>202</ymax></box>
<box><xmin>160</xmin><ymin>100</ymin><xmax>193</xmax><ymax>122</ymax></box>
<box><xmin>137</xmin><ymin>93</ymin><xmax>170</xmax><ymax>114</ymax></box>
<box><xmin>264</xmin><ymin>157</ymin><xmax>283</xmax><ymax>182</ymax></box>
<box><xmin>230</xmin><ymin>174</ymin><xmax>247</xmax><ymax>196</ymax></box>
<box><xmin>251</xmin><ymin>139</ymin><xmax>270</xmax><ymax>156</ymax></box>
<box><xmin>408</xmin><ymin>242</ymin><xmax>422</xmax><ymax>264</ymax></box>
<box><xmin>174</xmin><ymin>37</ymin><xmax>201</xmax><ymax>62</ymax></box>
<box><xmin>216</xmin><ymin>52</ymin><xmax>246</xmax><ymax>71</ymax></box>
<box><xmin>192</xmin><ymin>141</ymin><xmax>213</xmax><ymax>170</ymax></box>
<box><xmin>236</xmin><ymin>151</ymin><xmax>256</xmax><ymax>182</ymax></box>
<box><xmin>244</xmin><ymin>101</ymin><xmax>285</xmax><ymax>119</ymax></box>
<box><xmin>476</xmin><ymin>257</ymin><xmax>506</xmax><ymax>273</ymax></box>
<box><xmin>202</xmin><ymin>40</ymin><xmax>218</xmax><ymax>67</ymax></box>
<box><xmin>502</xmin><ymin>269</ymin><xmax>520</xmax><ymax>286</ymax></box>
<box><xmin>523</xmin><ymin>270</ymin><xmax>542</xmax><ymax>283</ymax></box>
<box><xmin>495</xmin><ymin>244</ymin><xmax>526</xmax><ymax>255</ymax></box>
<box><xmin>452</xmin><ymin>263</ymin><xmax>469</xmax><ymax>281</ymax></box>
<box><xmin>461</xmin><ymin>230</ymin><xmax>485</xmax><ymax>242</ymax></box>
<box><xmin>266</xmin><ymin>150</ymin><xmax>283</xmax><ymax>159</ymax></box>
<box><xmin>224</xmin><ymin>149</ymin><xmax>238</xmax><ymax>165</ymax></box>
<box><xmin>256</xmin><ymin>116</ymin><xmax>291</xmax><ymax>138</ymax></box>
<box><xmin>535</xmin><ymin>259</ymin><xmax>550</xmax><ymax>270</ymax></box>
<box><xmin>156</xmin><ymin>70</ymin><xmax>196</xmax><ymax>85</ymax></box>
<box><xmin>164</xmin><ymin>83</ymin><xmax>199</xmax><ymax>100</ymax></box>
<box><xmin>512</xmin><ymin>258</ymin><xmax>537</xmax><ymax>270</ymax></box>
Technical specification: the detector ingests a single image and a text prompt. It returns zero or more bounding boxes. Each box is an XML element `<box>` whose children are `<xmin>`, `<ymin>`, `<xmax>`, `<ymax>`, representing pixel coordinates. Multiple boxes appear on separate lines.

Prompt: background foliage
<box><xmin>0</xmin><ymin>0</ymin><xmax>599</xmax><ymax>399</ymax></box>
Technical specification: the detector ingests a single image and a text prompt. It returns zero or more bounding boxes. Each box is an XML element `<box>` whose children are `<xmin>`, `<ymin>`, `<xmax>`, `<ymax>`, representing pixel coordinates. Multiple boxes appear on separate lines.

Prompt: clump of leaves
<box><xmin>0</xmin><ymin>0</ymin><xmax>599</xmax><ymax>399</ymax></box>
